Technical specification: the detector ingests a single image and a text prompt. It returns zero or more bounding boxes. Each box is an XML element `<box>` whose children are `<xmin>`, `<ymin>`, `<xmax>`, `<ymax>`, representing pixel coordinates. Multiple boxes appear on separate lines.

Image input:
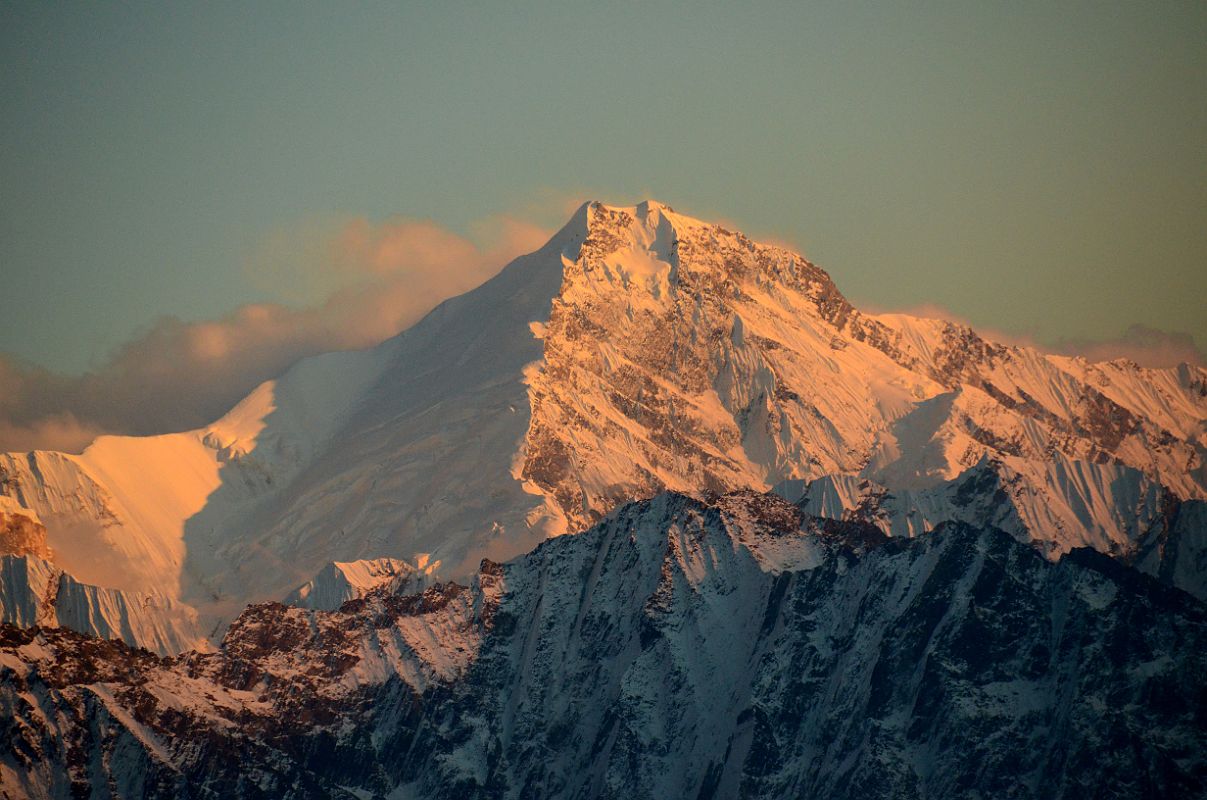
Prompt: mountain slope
<box><xmin>0</xmin><ymin>200</ymin><xmax>1203</xmax><ymax>647</ymax></box>
<box><xmin>0</xmin><ymin>555</ymin><xmax>203</xmax><ymax>655</ymax></box>
<box><xmin>2</xmin><ymin>491</ymin><xmax>1202</xmax><ymax>799</ymax></box>
<box><xmin>283</xmin><ymin>555</ymin><xmax>437</xmax><ymax>611</ymax></box>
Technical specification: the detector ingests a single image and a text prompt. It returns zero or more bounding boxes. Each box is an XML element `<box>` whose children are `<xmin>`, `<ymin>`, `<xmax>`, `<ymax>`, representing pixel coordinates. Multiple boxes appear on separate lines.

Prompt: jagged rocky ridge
<box><xmin>2</xmin><ymin>491</ymin><xmax>1203</xmax><ymax>799</ymax></box>
<box><xmin>0</xmin><ymin>201</ymin><xmax>1204</xmax><ymax>652</ymax></box>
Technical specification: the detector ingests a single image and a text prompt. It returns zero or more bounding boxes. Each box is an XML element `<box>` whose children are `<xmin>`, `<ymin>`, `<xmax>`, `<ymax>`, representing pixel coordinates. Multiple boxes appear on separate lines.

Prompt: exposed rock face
<box><xmin>0</xmin><ymin>497</ymin><xmax>51</xmax><ymax>561</ymax></box>
<box><xmin>2</xmin><ymin>492</ymin><xmax>1202</xmax><ymax>799</ymax></box>
<box><xmin>789</xmin><ymin>457</ymin><xmax>1207</xmax><ymax>600</ymax></box>
<box><xmin>0</xmin><ymin>513</ymin><xmax>50</xmax><ymax>561</ymax></box>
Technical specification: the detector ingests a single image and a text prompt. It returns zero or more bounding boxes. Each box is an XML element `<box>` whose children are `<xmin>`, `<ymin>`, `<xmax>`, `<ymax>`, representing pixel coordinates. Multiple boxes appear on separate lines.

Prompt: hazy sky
<box><xmin>2</xmin><ymin>3</ymin><xmax>1204</xmax><ymax>381</ymax></box>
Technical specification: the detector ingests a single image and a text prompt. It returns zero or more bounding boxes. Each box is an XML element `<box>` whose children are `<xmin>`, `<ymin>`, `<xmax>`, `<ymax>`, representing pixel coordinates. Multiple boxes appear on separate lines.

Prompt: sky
<box><xmin>1</xmin><ymin>2</ymin><xmax>1204</xmax><ymax>451</ymax></box>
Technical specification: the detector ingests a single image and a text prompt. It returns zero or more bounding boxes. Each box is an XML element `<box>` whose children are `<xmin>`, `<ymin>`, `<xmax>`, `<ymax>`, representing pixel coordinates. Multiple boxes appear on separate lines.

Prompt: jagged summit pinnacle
<box><xmin>584</xmin><ymin>198</ymin><xmax>676</xmax><ymax>215</ymax></box>
<box><xmin>554</xmin><ymin>199</ymin><xmax>721</xmax><ymax>240</ymax></box>
<box><xmin>548</xmin><ymin>199</ymin><xmax>704</xmax><ymax>252</ymax></box>
<box><xmin>544</xmin><ymin>197</ymin><xmax>830</xmax><ymax>303</ymax></box>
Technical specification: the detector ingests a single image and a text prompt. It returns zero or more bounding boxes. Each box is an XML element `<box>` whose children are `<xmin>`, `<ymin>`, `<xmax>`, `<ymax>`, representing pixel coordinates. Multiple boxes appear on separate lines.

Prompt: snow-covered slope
<box><xmin>0</xmin><ymin>340</ymin><xmax>391</xmax><ymax>603</ymax></box>
<box><xmin>790</xmin><ymin>457</ymin><xmax>1206</xmax><ymax>600</ymax></box>
<box><xmin>794</xmin><ymin>454</ymin><xmax>1164</xmax><ymax>550</ymax></box>
<box><xmin>284</xmin><ymin>555</ymin><xmax>438</xmax><ymax>611</ymax></box>
<box><xmin>0</xmin><ymin>555</ymin><xmax>204</xmax><ymax>654</ymax></box>
<box><xmin>0</xmin><ymin>201</ymin><xmax>1203</xmax><ymax>646</ymax></box>
<box><xmin>2</xmin><ymin>491</ymin><xmax>1202</xmax><ymax>799</ymax></box>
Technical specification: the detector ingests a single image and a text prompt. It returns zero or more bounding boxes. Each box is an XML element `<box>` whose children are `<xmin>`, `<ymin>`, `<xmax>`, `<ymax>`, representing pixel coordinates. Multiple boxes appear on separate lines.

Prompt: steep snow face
<box><xmin>0</xmin><ymin>200</ymin><xmax>1203</xmax><ymax>646</ymax></box>
<box><xmin>174</xmin><ymin>211</ymin><xmax>580</xmax><ymax>621</ymax></box>
<box><xmin>794</xmin><ymin>454</ymin><xmax>1164</xmax><ymax>554</ymax></box>
<box><xmin>0</xmin><ymin>341</ymin><xmax>392</xmax><ymax>605</ymax></box>
<box><xmin>0</xmin><ymin>555</ymin><xmax>205</xmax><ymax>654</ymax></box>
<box><xmin>284</xmin><ymin>556</ymin><xmax>438</xmax><ymax>611</ymax></box>
<box><xmin>0</xmin><ymin>555</ymin><xmax>57</xmax><ymax>628</ymax></box>
<box><xmin>868</xmin><ymin>314</ymin><xmax>1207</xmax><ymax>499</ymax></box>
<box><xmin>2</xmin><ymin>492</ymin><xmax>1202</xmax><ymax>799</ymax></box>
<box><xmin>0</xmin><ymin>206</ymin><xmax>581</xmax><ymax>636</ymax></box>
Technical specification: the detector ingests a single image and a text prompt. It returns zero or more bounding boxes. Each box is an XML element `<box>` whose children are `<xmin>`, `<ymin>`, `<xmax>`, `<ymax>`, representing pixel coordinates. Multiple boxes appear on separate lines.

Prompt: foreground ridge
<box><xmin>2</xmin><ymin>491</ymin><xmax>1203</xmax><ymax>799</ymax></box>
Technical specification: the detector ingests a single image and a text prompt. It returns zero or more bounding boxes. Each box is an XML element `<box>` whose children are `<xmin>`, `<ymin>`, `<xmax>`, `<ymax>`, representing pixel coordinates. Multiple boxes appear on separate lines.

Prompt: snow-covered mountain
<box><xmin>0</xmin><ymin>200</ymin><xmax>1204</xmax><ymax>652</ymax></box>
<box><xmin>284</xmin><ymin>555</ymin><xmax>438</xmax><ymax>611</ymax></box>
<box><xmin>2</xmin><ymin>491</ymin><xmax>1203</xmax><ymax>798</ymax></box>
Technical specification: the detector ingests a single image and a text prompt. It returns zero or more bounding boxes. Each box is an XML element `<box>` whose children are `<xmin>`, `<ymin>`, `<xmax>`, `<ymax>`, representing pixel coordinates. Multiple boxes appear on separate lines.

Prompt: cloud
<box><xmin>0</xmin><ymin>211</ymin><xmax>555</xmax><ymax>453</ymax></box>
<box><xmin>0</xmin><ymin>414</ymin><xmax>104</xmax><ymax>455</ymax></box>
<box><xmin>864</xmin><ymin>302</ymin><xmax>1205</xmax><ymax>369</ymax></box>
<box><xmin>858</xmin><ymin>302</ymin><xmax>1044</xmax><ymax>351</ymax></box>
<box><xmin>1048</xmin><ymin>325</ymin><xmax>1205</xmax><ymax>369</ymax></box>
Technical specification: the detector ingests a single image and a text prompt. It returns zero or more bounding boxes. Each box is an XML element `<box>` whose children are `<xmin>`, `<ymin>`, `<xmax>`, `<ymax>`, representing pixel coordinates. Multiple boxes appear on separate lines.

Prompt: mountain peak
<box><xmin>3</xmin><ymin>198</ymin><xmax>1205</xmax><ymax>651</ymax></box>
<box><xmin>553</xmin><ymin>197</ymin><xmax>831</xmax><ymax>303</ymax></box>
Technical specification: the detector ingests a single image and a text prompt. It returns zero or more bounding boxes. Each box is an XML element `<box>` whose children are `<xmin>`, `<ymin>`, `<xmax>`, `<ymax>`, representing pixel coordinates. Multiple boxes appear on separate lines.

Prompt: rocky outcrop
<box><xmin>0</xmin><ymin>496</ymin><xmax>51</xmax><ymax>560</ymax></box>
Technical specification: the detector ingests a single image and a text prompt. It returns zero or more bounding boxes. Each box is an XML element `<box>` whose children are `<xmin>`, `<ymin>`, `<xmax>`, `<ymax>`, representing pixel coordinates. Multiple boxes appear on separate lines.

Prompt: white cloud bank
<box><xmin>0</xmin><ymin>212</ymin><xmax>553</xmax><ymax>453</ymax></box>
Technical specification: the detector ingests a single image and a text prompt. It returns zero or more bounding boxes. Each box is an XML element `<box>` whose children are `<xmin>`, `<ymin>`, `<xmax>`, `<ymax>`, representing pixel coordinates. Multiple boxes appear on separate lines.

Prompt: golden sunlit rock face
<box><xmin>0</xmin><ymin>510</ymin><xmax>51</xmax><ymax>560</ymax></box>
<box><xmin>520</xmin><ymin>202</ymin><xmax>1206</xmax><ymax>550</ymax></box>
